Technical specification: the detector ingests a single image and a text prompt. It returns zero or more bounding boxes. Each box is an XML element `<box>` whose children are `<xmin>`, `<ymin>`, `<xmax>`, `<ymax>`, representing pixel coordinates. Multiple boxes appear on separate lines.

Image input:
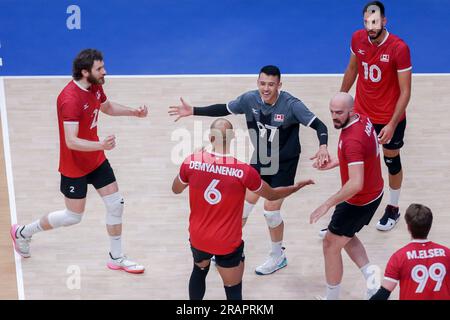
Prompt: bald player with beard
<box><xmin>311</xmin><ymin>93</ymin><xmax>384</xmax><ymax>300</ymax></box>
<box><xmin>172</xmin><ymin>118</ymin><xmax>314</xmax><ymax>300</ymax></box>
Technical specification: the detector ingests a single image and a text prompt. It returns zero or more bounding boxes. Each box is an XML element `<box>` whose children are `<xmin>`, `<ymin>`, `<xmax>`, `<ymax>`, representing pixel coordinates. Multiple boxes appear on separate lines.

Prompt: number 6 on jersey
<box><xmin>204</xmin><ymin>179</ymin><xmax>222</xmax><ymax>205</ymax></box>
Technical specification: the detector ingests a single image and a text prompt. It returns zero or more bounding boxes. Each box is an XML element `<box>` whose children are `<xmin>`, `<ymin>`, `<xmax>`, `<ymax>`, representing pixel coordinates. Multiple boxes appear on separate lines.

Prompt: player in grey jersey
<box><xmin>169</xmin><ymin>65</ymin><xmax>330</xmax><ymax>275</ymax></box>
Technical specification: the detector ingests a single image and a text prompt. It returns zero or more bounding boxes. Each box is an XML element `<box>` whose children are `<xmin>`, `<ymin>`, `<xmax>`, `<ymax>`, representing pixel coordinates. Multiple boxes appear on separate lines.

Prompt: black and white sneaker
<box><xmin>376</xmin><ymin>205</ymin><xmax>401</xmax><ymax>231</ymax></box>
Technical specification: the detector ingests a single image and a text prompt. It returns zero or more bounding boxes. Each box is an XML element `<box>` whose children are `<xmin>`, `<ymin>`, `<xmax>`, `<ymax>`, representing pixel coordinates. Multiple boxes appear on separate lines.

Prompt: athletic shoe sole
<box><xmin>255</xmin><ymin>258</ymin><xmax>287</xmax><ymax>275</ymax></box>
<box><xmin>106</xmin><ymin>262</ymin><xmax>145</xmax><ymax>274</ymax></box>
<box><xmin>376</xmin><ymin>215</ymin><xmax>400</xmax><ymax>231</ymax></box>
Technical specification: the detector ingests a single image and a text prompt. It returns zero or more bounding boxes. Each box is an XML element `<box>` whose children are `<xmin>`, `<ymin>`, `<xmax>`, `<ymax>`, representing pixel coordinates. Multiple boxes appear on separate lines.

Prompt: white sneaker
<box><xmin>318</xmin><ymin>228</ymin><xmax>328</xmax><ymax>239</ymax></box>
<box><xmin>10</xmin><ymin>224</ymin><xmax>31</xmax><ymax>258</ymax></box>
<box><xmin>255</xmin><ymin>251</ymin><xmax>287</xmax><ymax>275</ymax></box>
<box><xmin>107</xmin><ymin>253</ymin><xmax>145</xmax><ymax>274</ymax></box>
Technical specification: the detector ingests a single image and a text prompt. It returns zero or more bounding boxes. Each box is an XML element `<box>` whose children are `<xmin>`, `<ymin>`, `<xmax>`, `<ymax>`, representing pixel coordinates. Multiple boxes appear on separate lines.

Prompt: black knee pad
<box><xmin>384</xmin><ymin>155</ymin><xmax>402</xmax><ymax>175</ymax></box>
<box><xmin>224</xmin><ymin>282</ymin><xmax>242</xmax><ymax>300</ymax></box>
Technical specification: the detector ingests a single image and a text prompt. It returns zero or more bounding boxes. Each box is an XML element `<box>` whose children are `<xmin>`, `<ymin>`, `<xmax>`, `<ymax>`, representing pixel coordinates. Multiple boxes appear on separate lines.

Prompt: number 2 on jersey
<box><xmin>90</xmin><ymin>109</ymin><xmax>99</xmax><ymax>129</ymax></box>
<box><xmin>204</xmin><ymin>179</ymin><xmax>222</xmax><ymax>205</ymax></box>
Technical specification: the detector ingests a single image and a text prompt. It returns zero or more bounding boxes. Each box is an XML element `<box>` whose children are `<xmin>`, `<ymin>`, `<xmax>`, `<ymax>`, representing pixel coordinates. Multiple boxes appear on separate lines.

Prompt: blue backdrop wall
<box><xmin>0</xmin><ymin>0</ymin><xmax>448</xmax><ymax>75</ymax></box>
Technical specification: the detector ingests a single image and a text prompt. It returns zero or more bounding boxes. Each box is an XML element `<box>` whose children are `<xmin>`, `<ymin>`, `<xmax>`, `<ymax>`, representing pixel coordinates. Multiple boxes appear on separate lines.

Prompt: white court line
<box><xmin>2</xmin><ymin>73</ymin><xmax>450</xmax><ymax>79</ymax></box>
<box><xmin>0</xmin><ymin>77</ymin><xmax>25</xmax><ymax>300</ymax></box>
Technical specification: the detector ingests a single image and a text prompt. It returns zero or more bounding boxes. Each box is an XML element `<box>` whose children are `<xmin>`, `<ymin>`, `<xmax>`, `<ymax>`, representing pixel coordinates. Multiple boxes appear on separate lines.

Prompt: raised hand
<box><xmin>134</xmin><ymin>105</ymin><xmax>149</xmax><ymax>118</ymax></box>
<box><xmin>310</xmin><ymin>145</ymin><xmax>330</xmax><ymax>169</ymax></box>
<box><xmin>292</xmin><ymin>179</ymin><xmax>315</xmax><ymax>192</ymax></box>
<box><xmin>312</xmin><ymin>157</ymin><xmax>339</xmax><ymax>171</ymax></box>
<box><xmin>168</xmin><ymin>97</ymin><xmax>193</xmax><ymax>122</ymax></box>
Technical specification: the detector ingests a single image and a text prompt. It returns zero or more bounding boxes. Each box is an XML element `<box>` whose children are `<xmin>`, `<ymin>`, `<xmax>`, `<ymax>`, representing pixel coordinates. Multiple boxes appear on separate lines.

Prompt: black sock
<box><xmin>189</xmin><ymin>264</ymin><xmax>210</xmax><ymax>300</ymax></box>
<box><xmin>224</xmin><ymin>282</ymin><xmax>242</xmax><ymax>300</ymax></box>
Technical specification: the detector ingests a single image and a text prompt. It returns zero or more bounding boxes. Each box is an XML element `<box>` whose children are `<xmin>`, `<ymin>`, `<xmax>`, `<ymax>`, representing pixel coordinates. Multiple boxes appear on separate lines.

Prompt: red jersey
<box><xmin>179</xmin><ymin>151</ymin><xmax>262</xmax><ymax>255</ymax></box>
<box><xmin>351</xmin><ymin>30</ymin><xmax>412</xmax><ymax>124</ymax></box>
<box><xmin>57</xmin><ymin>80</ymin><xmax>107</xmax><ymax>178</ymax></box>
<box><xmin>338</xmin><ymin>114</ymin><xmax>384</xmax><ymax>205</ymax></box>
<box><xmin>384</xmin><ymin>240</ymin><xmax>450</xmax><ymax>300</ymax></box>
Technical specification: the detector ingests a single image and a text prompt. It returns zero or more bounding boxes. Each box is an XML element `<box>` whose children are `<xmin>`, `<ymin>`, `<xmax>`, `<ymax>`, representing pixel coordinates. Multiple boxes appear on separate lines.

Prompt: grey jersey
<box><xmin>227</xmin><ymin>90</ymin><xmax>316</xmax><ymax>164</ymax></box>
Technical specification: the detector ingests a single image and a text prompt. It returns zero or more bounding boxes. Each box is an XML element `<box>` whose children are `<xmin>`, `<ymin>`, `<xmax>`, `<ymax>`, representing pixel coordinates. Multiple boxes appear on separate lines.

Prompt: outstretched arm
<box><xmin>100</xmin><ymin>100</ymin><xmax>148</xmax><ymax>117</ymax></box>
<box><xmin>168</xmin><ymin>97</ymin><xmax>230</xmax><ymax>122</ymax></box>
<box><xmin>255</xmin><ymin>179</ymin><xmax>314</xmax><ymax>201</ymax></box>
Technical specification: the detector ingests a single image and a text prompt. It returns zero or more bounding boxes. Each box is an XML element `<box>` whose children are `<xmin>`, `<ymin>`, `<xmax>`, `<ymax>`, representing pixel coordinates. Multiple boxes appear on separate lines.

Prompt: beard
<box><xmin>87</xmin><ymin>73</ymin><xmax>105</xmax><ymax>85</ymax></box>
<box><xmin>333</xmin><ymin>116</ymin><xmax>350</xmax><ymax>129</ymax></box>
<box><xmin>368</xmin><ymin>28</ymin><xmax>384</xmax><ymax>40</ymax></box>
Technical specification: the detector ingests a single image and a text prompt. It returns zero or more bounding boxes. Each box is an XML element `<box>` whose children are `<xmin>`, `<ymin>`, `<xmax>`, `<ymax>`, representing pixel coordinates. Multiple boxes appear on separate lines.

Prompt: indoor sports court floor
<box><xmin>1</xmin><ymin>74</ymin><xmax>449</xmax><ymax>299</ymax></box>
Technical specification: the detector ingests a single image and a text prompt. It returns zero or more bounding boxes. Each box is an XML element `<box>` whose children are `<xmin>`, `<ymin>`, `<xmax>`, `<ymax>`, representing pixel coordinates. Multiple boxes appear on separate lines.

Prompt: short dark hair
<box><xmin>72</xmin><ymin>49</ymin><xmax>103</xmax><ymax>80</ymax></box>
<box><xmin>405</xmin><ymin>204</ymin><xmax>433</xmax><ymax>239</ymax></box>
<box><xmin>259</xmin><ymin>65</ymin><xmax>281</xmax><ymax>80</ymax></box>
<box><xmin>363</xmin><ymin>1</ymin><xmax>385</xmax><ymax>17</ymax></box>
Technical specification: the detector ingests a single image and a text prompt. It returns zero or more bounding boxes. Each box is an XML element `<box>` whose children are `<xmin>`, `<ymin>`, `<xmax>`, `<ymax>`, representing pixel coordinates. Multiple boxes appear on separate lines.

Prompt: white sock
<box><xmin>361</xmin><ymin>263</ymin><xmax>380</xmax><ymax>296</ymax></box>
<box><xmin>109</xmin><ymin>236</ymin><xmax>122</xmax><ymax>259</ymax></box>
<box><xmin>21</xmin><ymin>220</ymin><xmax>43</xmax><ymax>238</ymax></box>
<box><xmin>388</xmin><ymin>187</ymin><xmax>401</xmax><ymax>207</ymax></box>
<box><xmin>325</xmin><ymin>283</ymin><xmax>341</xmax><ymax>300</ymax></box>
<box><xmin>360</xmin><ymin>263</ymin><xmax>374</xmax><ymax>281</ymax></box>
<box><xmin>271</xmin><ymin>241</ymin><xmax>283</xmax><ymax>257</ymax></box>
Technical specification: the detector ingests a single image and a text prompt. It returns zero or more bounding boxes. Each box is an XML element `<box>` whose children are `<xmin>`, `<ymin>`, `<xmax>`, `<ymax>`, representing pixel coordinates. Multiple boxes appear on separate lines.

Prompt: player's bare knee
<box><xmin>384</xmin><ymin>155</ymin><xmax>402</xmax><ymax>175</ymax></box>
<box><xmin>196</xmin><ymin>260</ymin><xmax>211</xmax><ymax>269</ymax></box>
<box><xmin>103</xmin><ymin>192</ymin><xmax>124</xmax><ymax>225</ymax></box>
<box><xmin>263</xmin><ymin>210</ymin><xmax>283</xmax><ymax>228</ymax></box>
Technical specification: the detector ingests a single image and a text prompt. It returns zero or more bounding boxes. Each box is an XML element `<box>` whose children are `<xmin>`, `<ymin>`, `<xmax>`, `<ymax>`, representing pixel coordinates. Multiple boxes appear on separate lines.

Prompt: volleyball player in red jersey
<box><xmin>340</xmin><ymin>1</ymin><xmax>412</xmax><ymax>232</ymax></box>
<box><xmin>311</xmin><ymin>92</ymin><xmax>384</xmax><ymax>300</ymax></box>
<box><xmin>371</xmin><ymin>204</ymin><xmax>450</xmax><ymax>300</ymax></box>
<box><xmin>11</xmin><ymin>49</ymin><xmax>148</xmax><ymax>274</ymax></box>
<box><xmin>172</xmin><ymin>118</ymin><xmax>314</xmax><ymax>300</ymax></box>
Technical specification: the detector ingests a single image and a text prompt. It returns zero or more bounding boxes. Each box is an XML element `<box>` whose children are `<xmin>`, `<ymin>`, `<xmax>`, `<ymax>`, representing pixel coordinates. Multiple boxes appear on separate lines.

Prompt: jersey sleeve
<box><xmin>98</xmin><ymin>85</ymin><xmax>107</xmax><ymax>103</ymax></box>
<box><xmin>291</xmin><ymin>97</ymin><xmax>316</xmax><ymax>127</ymax></box>
<box><xmin>178</xmin><ymin>156</ymin><xmax>191</xmax><ymax>184</ymax></box>
<box><xmin>395</xmin><ymin>41</ymin><xmax>412</xmax><ymax>72</ymax></box>
<box><xmin>61</xmin><ymin>95</ymin><xmax>82</xmax><ymax>123</ymax></box>
<box><xmin>384</xmin><ymin>251</ymin><xmax>401</xmax><ymax>283</ymax></box>
<box><xmin>242</xmin><ymin>165</ymin><xmax>262</xmax><ymax>192</ymax></box>
<box><xmin>342</xmin><ymin>138</ymin><xmax>365</xmax><ymax>165</ymax></box>
<box><xmin>227</xmin><ymin>92</ymin><xmax>251</xmax><ymax>114</ymax></box>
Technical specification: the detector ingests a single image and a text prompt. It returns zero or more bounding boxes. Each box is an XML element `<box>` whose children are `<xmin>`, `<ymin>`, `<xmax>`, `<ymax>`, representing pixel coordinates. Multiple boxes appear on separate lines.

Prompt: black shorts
<box><xmin>251</xmin><ymin>156</ymin><xmax>299</xmax><ymax>188</ymax></box>
<box><xmin>373</xmin><ymin>118</ymin><xmax>406</xmax><ymax>150</ymax></box>
<box><xmin>191</xmin><ymin>241</ymin><xmax>245</xmax><ymax>268</ymax></box>
<box><xmin>328</xmin><ymin>194</ymin><xmax>383</xmax><ymax>238</ymax></box>
<box><xmin>60</xmin><ymin>159</ymin><xmax>116</xmax><ymax>199</ymax></box>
